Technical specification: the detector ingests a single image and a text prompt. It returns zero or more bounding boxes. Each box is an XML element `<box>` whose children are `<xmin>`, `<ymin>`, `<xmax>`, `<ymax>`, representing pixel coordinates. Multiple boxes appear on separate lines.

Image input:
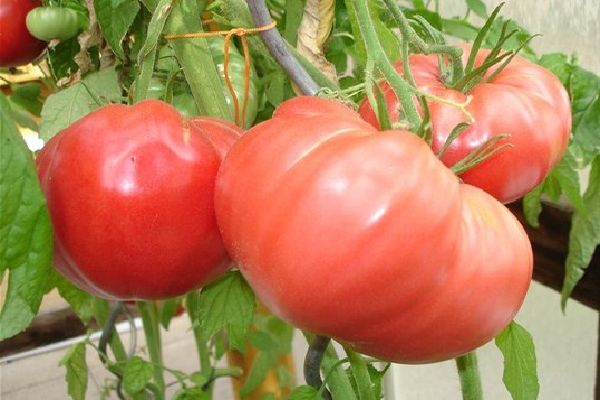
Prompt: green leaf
<box><xmin>0</xmin><ymin>95</ymin><xmax>53</xmax><ymax>340</ymax></box>
<box><xmin>320</xmin><ymin>343</ymin><xmax>357</xmax><ymax>400</ymax></box>
<box><xmin>133</xmin><ymin>0</ymin><xmax>175</xmax><ymax>102</ymax></box>
<box><xmin>196</xmin><ymin>270</ymin><xmax>256</xmax><ymax>350</ymax></box>
<box><xmin>561</xmin><ymin>155</ymin><xmax>600</xmax><ymax>308</ymax></box>
<box><xmin>539</xmin><ymin>54</ymin><xmax>600</xmax><ymax>166</ymax></box>
<box><xmin>239</xmin><ymin>350</ymin><xmax>277</xmax><ymax>396</ymax></box>
<box><xmin>60</xmin><ymin>342</ymin><xmax>88</xmax><ymax>400</ymax></box>
<box><xmin>123</xmin><ymin>356</ymin><xmax>154</xmax><ymax>395</ymax></box>
<box><xmin>482</xmin><ymin>17</ymin><xmax>536</xmax><ymax>58</ymax></box>
<box><xmin>288</xmin><ymin>385</ymin><xmax>321</xmax><ymax>400</ymax></box>
<box><xmin>48</xmin><ymin>269</ymin><xmax>96</xmax><ymax>323</ymax></box>
<box><xmin>547</xmin><ymin>148</ymin><xmax>585</xmax><ymax>212</ymax></box>
<box><xmin>345</xmin><ymin>348</ymin><xmax>376</xmax><ymax>400</ymax></box>
<box><xmin>10</xmin><ymin>83</ymin><xmax>43</xmax><ymax>116</ymax></box>
<box><xmin>48</xmin><ymin>37</ymin><xmax>81</xmax><ymax>80</ymax></box>
<box><xmin>569</xmin><ymin>68</ymin><xmax>600</xmax><ymax>165</ymax></box>
<box><xmin>466</xmin><ymin>0</ymin><xmax>487</xmax><ymax>18</ymax></box>
<box><xmin>522</xmin><ymin>184</ymin><xmax>543</xmax><ymax>228</ymax></box>
<box><xmin>94</xmin><ymin>0</ymin><xmax>140</xmax><ymax>59</ymax></box>
<box><xmin>344</xmin><ymin>0</ymin><xmax>400</xmax><ymax>68</ymax></box>
<box><xmin>159</xmin><ymin>298</ymin><xmax>181</xmax><ymax>329</ymax></box>
<box><xmin>39</xmin><ymin>66</ymin><xmax>121</xmax><ymax>141</ymax></box>
<box><xmin>247</xmin><ymin>330</ymin><xmax>277</xmax><ymax>352</ymax></box>
<box><xmin>165</xmin><ymin>0</ymin><xmax>233</xmax><ymax>120</ymax></box>
<box><xmin>173</xmin><ymin>387</ymin><xmax>210</xmax><ymax>400</ymax></box>
<box><xmin>442</xmin><ymin>18</ymin><xmax>478</xmax><ymax>41</ymax></box>
<box><xmin>495</xmin><ymin>322</ymin><xmax>539</xmax><ymax>400</ymax></box>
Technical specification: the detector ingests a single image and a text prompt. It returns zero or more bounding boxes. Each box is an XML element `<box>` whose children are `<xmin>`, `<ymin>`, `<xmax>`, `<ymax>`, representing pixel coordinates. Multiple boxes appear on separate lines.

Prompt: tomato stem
<box><xmin>382</xmin><ymin>0</ymin><xmax>464</xmax><ymax>82</ymax></box>
<box><xmin>138</xmin><ymin>301</ymin><xmax>166</xmax><ymax>400</ymax></box>
<box><xmin>247</xmin><ymin>0</ymin><xmax>320</xmax><ymax>95</ymax></box>
<box><xmin>350</xmin><ymin>0</ymin><xmax>421</xmax><ymax>131</ymax></box>
<box><xmin>455</xmin><ymin>352</ymin><xmax>484</xmax><ymax>400</ymax></box>
<box><xmin>185</xmin><ymin>291</ymin><xmax>214</xmax><ymax>394</ymax></box>
<box><xmin>304</xmin><ymin>335</ymin><xmax>333</xmax><ymax>399</ymax></box>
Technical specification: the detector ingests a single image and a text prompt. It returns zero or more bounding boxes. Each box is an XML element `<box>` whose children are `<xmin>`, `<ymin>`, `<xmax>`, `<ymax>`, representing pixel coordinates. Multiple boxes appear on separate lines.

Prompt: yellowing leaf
<box><xmin>296</xmin><ymin>0</ymin><xmax>338</xmax><ymax>85</ymax></box>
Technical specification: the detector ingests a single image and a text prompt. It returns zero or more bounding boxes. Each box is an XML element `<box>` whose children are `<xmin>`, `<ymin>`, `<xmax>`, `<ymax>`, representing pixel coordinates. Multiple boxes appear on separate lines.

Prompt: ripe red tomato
<box><xmin>215</xmin><ymin>96</ymin><xmax>533</xmax><ymax>363</ymax></box>
<box><xmin>358</xmin><ymin>48</ymin><xmax>571</xmax><ymax>203</ymax></box>
<box><xmin>37</xmin><ymin>100</ymin><xmax>242</xmax><ymax>300</ymax></box>
<box><xmin>0</xmin><ymin>0</ymin><xmax>46</xmax><ymax>67</ymax></box>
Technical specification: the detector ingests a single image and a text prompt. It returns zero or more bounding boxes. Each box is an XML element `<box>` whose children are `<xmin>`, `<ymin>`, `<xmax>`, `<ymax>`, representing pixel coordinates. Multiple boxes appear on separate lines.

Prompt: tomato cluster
<box><xmin>37</xmin><ymin>48</ymin><xmax>568</xmax><ymax>363</ymax></box>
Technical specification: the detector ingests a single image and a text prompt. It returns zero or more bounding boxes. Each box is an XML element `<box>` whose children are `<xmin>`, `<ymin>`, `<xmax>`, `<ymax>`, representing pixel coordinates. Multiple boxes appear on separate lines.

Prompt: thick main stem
<box><xmin>138</xmin><ymin>301</ymin><xmax>166</xmax><ymax>400</ymax></box>
<box><xmin>455</xmin><ymin>352</ymin><xmax>484</xmax><ymax>400</ymax></box>
<box><xmin>247</xmin><ymin>0</ymin><xmax>320</xmax><ymax>95</ymax></box>
<box><xmin>350</xmin><ymin>0</ymin><xmax>421</xmax><ymax>130</ymax></box>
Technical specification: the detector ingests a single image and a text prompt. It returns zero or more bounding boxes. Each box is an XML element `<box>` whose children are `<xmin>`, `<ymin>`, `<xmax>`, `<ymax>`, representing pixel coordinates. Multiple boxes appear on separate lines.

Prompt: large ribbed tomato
<box><xmin>37</xmin><ymin>100</ymin><xmax>241</xmax><ymax>300</ymax></box>
<box><xmin>215</xmin><ymin>97</ymin><xmax>533</xmax><ymax>363</ymax></box>
<box><xmin>358</xmin><ymin>48</ymin><xmax>571</xmax><ymax>203</ymax></box>
<box><xmin>0</xmin><ymin>0</ymin><xmax>46</xmax><ymax>67</ymax></box>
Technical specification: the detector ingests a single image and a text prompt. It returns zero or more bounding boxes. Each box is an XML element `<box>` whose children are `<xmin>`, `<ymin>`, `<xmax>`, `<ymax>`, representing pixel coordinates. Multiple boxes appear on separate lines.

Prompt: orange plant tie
<box><xmin>164</xmin><ymin>21</ymin><xmax>277</xmax><ymax>127</ymax></box>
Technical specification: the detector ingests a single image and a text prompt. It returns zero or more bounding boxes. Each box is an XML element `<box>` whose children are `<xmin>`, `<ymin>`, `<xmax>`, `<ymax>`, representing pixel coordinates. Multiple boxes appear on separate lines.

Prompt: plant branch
<box><xmin>382</xmin><ymin>0</ymin><xmax>463</xmax><ymax>81</ymax></box>
<box><xmin>350</xmin><ymin>0</ymin><xmax>421</xmax><ymax>130</ymax></box>
<box><xmin>247</xmin><ymin>0</ymin><xmax>320</xmax><ymax>96</ymax></box>
<box><xmin>455</xmin><ymin>352</ymin><xmax>484</xmax><ymax>400</ymax></box>
<box><xmin>185</xmin><ymin>291</ymin><xmax>214</xmax><ymax>395</ymax></box>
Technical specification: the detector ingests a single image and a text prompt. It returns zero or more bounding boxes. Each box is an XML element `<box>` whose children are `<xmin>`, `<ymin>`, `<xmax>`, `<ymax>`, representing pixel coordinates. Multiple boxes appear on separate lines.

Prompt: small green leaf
<box><xmin>539</xmin><ymin>54</ymin><xmax>600</xmax><ymax>166</ymax></box>
<box><xmin>442</xmin><ymin>18</ymin><xmax>478</xmax><ymax>41</ymax></box>
<box><xmin>40</xmin><ymin>66</ymin><xmax>121</xmax><ymax>141</ymax></box>
<box><xmin>10</xmin><ymin>83</ymin><xmax>43</xmax><ymax>116</ymax></box>
<box><xmin>48</xmin><ymin>269</ymin><xmax>96</xmax><ymax>323</ymax></box>
<box><xmin>173</xmin><ymin>387</ymin><xmax>210</xmax><ymax>400</ymax></box>
<box><xmin>60</xmin><ymin>342</ymin><xmax>88</xmax><ymax>400</ymax></box>
<box><xmin>196</xmin><ymin>270</ymin><xmax>256</xmax><ymax>350</ymax></box>
<box><xmin>288</xmin><ymin>385</ymin><xmax>321</xmax><ymax>400</ymax></box>
<box><xmin>159</xmin><ymin>298</ymin><xmax>181</xmax><ymax>329</ymax></box>
<box><xmin>48</xmin><ymin>37</ymin><xmax>81</xmax><ymax>80</ymax></box>
<box><xmin>94</xmin><ymin>0</ymin><xmax>140</xmax><ymax>59</ymax></box>
<box><xmin>165</xmin><ymin>0</ymin><xmax>232</xmax><ymax>120</ymax></box>
<box><xmin>239</xmin><ymin>351</ymin><xmax>277</xmax><ymax>396</ymax></box>
<box><xmin>561</xmin><ymin>155</ymin><xmax>600</xmax><ymax>308</ymax></box>
<box><xmin>123</xmin><ymin>356</ymin><xmax>154</xmax><ymax>395</ymax></box>
<box><xmin>0</xmin><ymin>95</ymin><xmax>53</xmax><ymax>340</ymax></box>
<box><xmin>247</xmin><ymin>330</ymin><xmax>277</xmax><ymax>351</ymax></box>
<box><xmin>133</xmin><ymin>0</ymin><xmax>175</xmax><ymax>102</ymax></box>
<box><xmin>466</xmin><ymin>0</ymin><xmax>487</xmax><ymax>18</ymax></box>
<box><xmin>547</xmin><ymin>148</ymin><xmax>584</xmax><ymax>212</ymax></box>
<box><xmin>495</xmin><ymin>321</ymin><xmax>539</xmax><ymax>400</ymax></box>
<box><xmin>522</xmin><ymin>184</ymin><xmax>543</xmax><ymax>228</ymax></box>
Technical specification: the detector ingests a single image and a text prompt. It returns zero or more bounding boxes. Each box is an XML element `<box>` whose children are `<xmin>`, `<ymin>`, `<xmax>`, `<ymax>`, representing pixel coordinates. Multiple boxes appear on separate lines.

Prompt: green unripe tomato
<box><xmin>26</xmin><ymin>7</ymin><xmax>80</xmax><ymax>41</ymax></box>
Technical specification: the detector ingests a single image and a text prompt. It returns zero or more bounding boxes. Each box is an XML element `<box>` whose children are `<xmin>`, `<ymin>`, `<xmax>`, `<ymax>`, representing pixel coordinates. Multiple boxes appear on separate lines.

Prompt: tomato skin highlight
<box><xmin>0</xmin><ymin>0</ymin><xmax>46</xmax><ymax>67</ymax></box>
<box><xmin>358</xmin><ymin>48</ymin><xmax>571</xmax><ymax>203</ymax></box>
<box><xmin>215</xmin><ymin>96</ymin><xmax>533</xmax><ymax>363</ymax></box>
<box><xmin>37</xmin><ymin>100</ymin><xmax>242</xmax><ymax>300</ymax></box>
